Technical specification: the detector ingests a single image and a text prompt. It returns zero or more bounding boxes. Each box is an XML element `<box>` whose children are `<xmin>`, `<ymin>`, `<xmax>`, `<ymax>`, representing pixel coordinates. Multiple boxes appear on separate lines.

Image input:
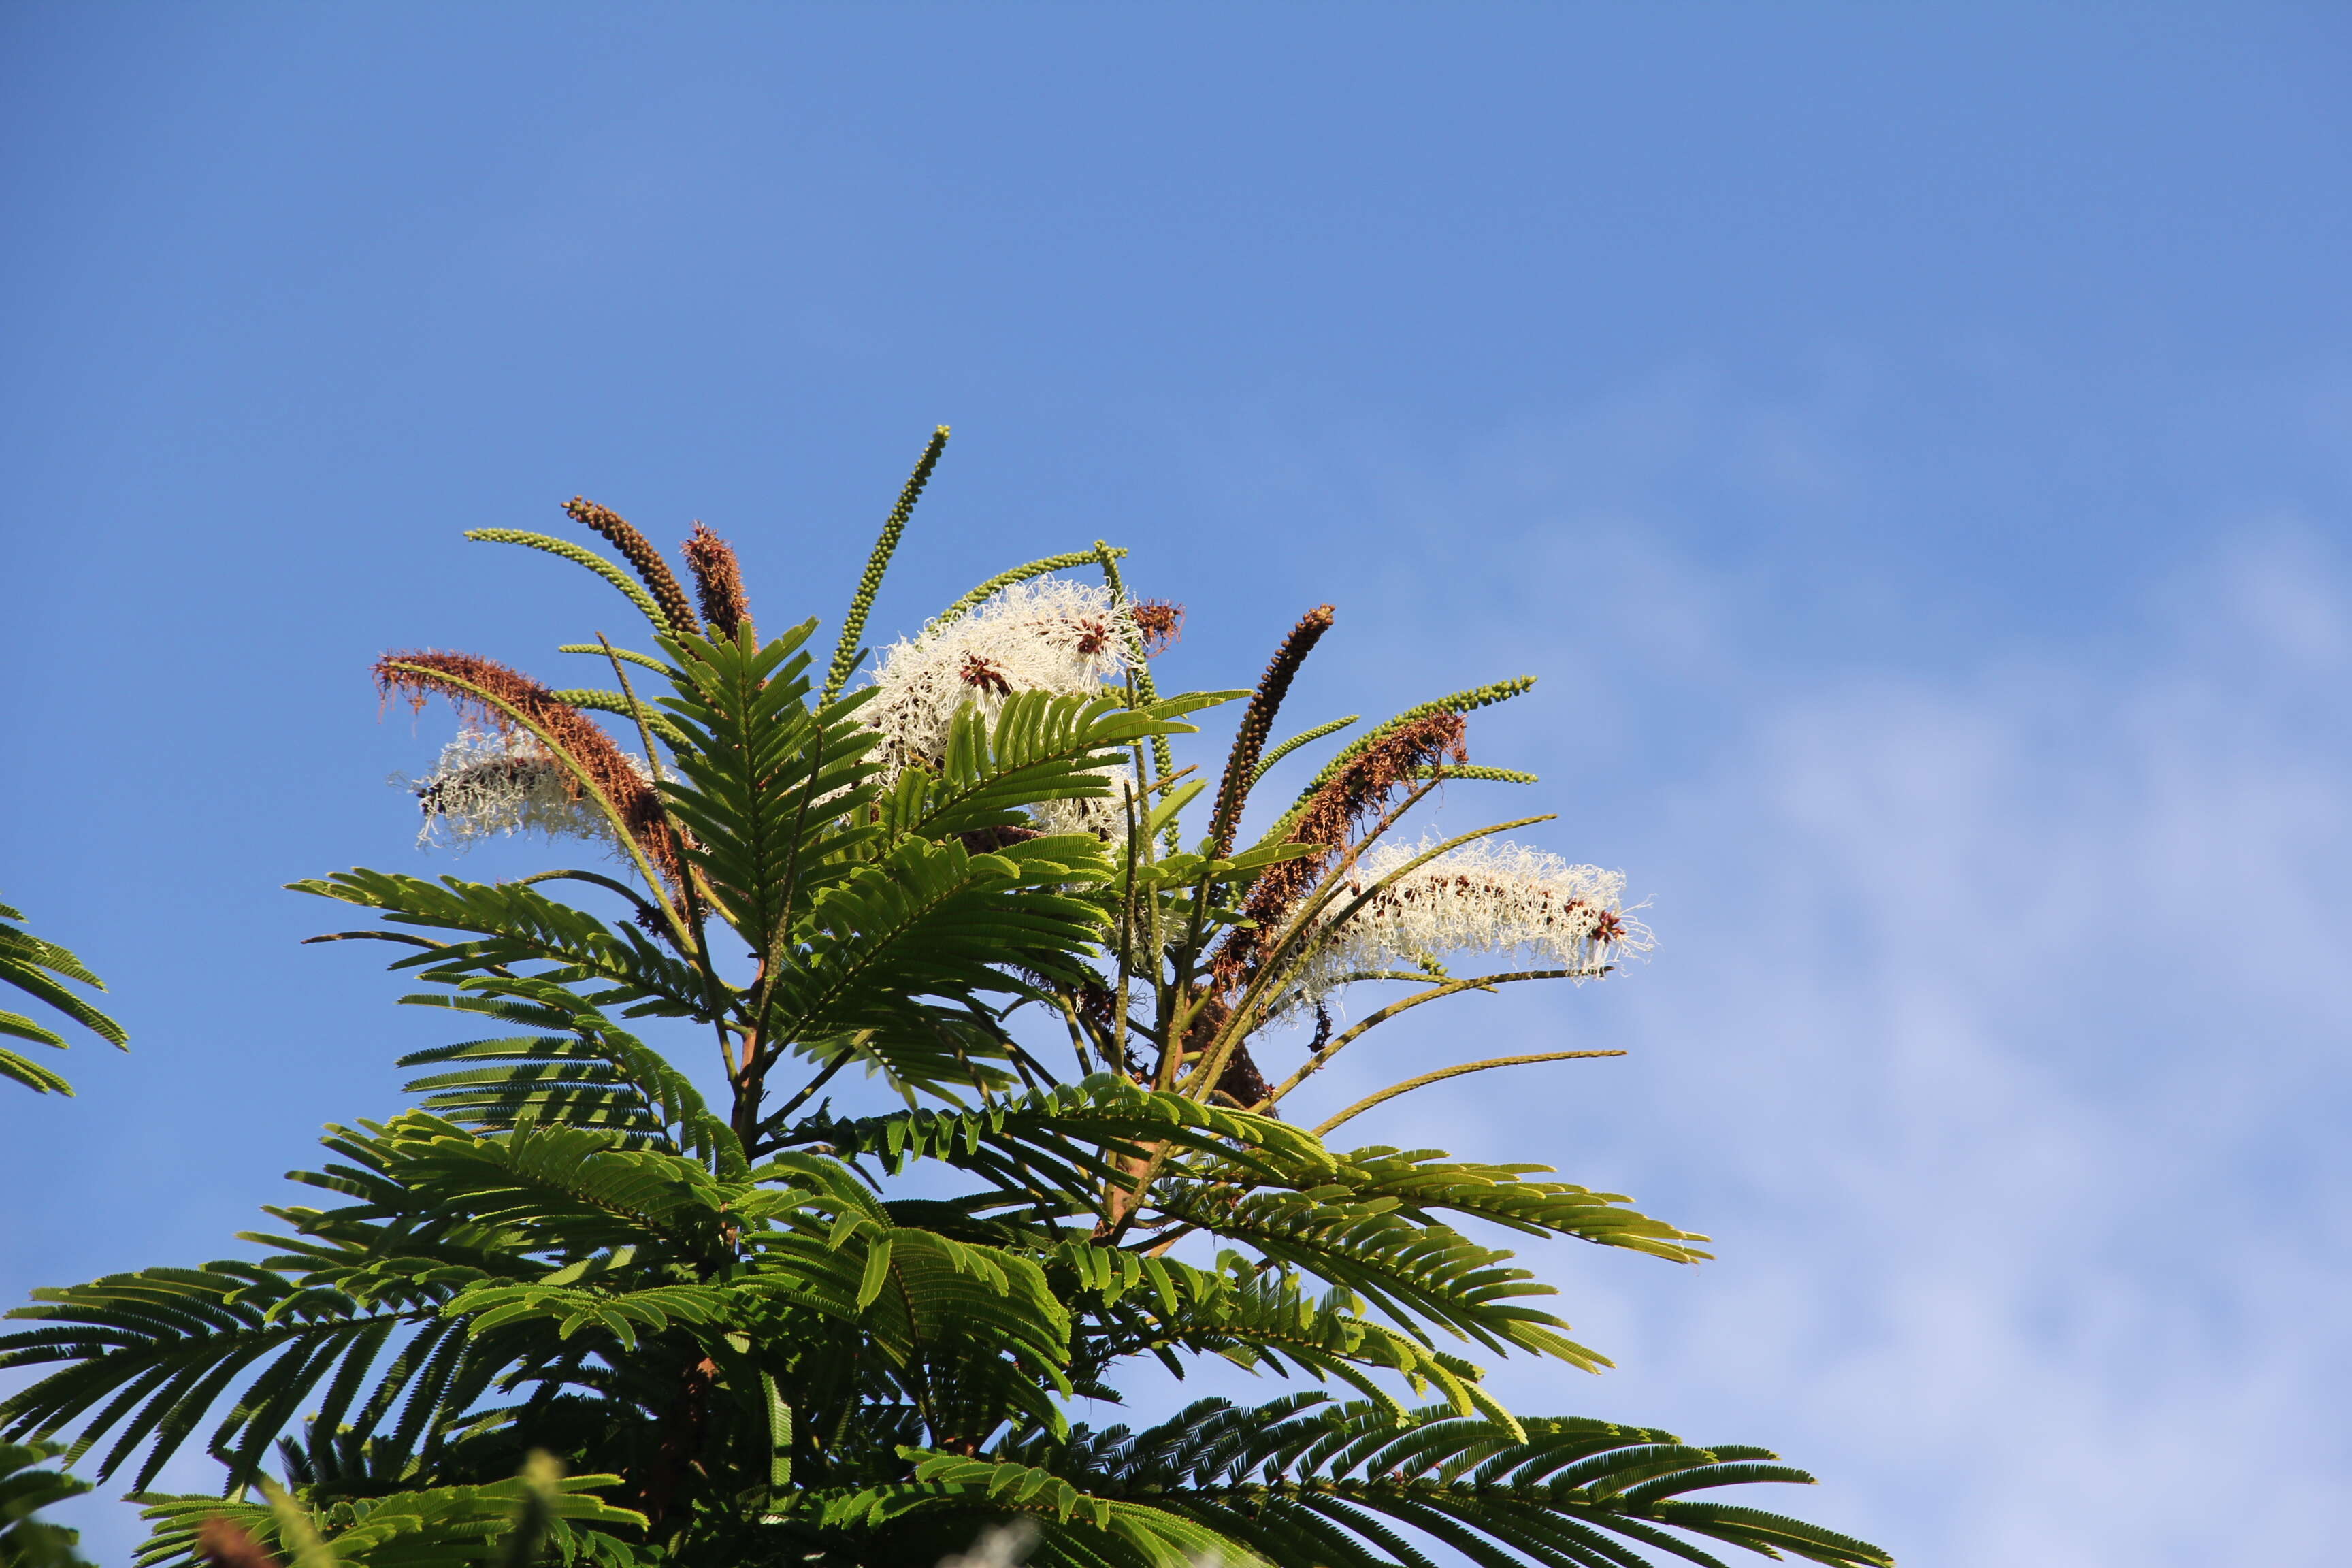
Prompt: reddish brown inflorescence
<box><xmin>374</xmin><ymin>649</ymin><xmax>682</xmax><ymax>889</ymax></box>
<box><xmin>1211</xmin><ymin>709</ymin><xmax>1469</xmax><ymax>1000</ymax></box>
<box><xmin>958</xmin><ymin>653</ymin><xmax>1014</xmax><ymax>697</ymax></box>
<box><xmin>1205</xmin><ymin>605</ymin><xmax>1336</xmax><ymax>860</ymax></box>
<box><xmin>681</xmin><ymin>521</ymin><xmax>755</xmax><ymax>643</ymax></box>
<box><xmin>1128</xmin><ymin>599</ymin><xmax>1186</xmax><ymax>658</ymax></box>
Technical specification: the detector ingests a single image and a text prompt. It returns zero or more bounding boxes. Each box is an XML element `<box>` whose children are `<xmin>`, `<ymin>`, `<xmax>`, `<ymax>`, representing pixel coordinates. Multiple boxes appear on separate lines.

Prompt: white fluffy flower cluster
<box><xmin>407</xmin><ymin>730</ymin><xmax>652</xmax><ymax>851</ymax></box>
<box><xmin>862</xmin><ymin>577</ymin><xmax>1139</xmax><ymax>836</ymax></box>
<box><xmin>934</xmin><ymin>1522</ymin><xmax>1040</xmax><ymax>1568</ymax></box>
<box><xmin>1288</xmin><ymin>837</ymin><xmax>1649</xmax><ymax>1004</ymax></box>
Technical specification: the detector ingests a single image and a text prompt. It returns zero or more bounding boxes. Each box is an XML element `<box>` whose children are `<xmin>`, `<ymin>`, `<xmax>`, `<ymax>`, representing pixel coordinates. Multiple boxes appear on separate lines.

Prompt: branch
<box><xmin>510</xmin><ymin>868</ymin><xmax>671</xmax><ymax>930</ymax></box>
<box><xmin>1254</xmin><ymin>967</ymin><xmax>1608</xmax><ymax>1110</ymax></box>
<box><xmin>299</xmin><ymin>931</ymin><xmax>447</xmax><ymax>951</ymax></box>
<box><xmin>1309</xmin><ymin>1051</ymin><xmax>1627</xmax><ymax>1137</ymax></box>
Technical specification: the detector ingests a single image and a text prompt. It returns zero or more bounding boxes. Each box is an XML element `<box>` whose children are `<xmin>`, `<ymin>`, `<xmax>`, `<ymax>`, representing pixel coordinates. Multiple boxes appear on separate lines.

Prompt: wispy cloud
<box><xmin>1393</xmin><ymin>523</ymin><xmax>2352</xmax><ymax>1565</ymax></box>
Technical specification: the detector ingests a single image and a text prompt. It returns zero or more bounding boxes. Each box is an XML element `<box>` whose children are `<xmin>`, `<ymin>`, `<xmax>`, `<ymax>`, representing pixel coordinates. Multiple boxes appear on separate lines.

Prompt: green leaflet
<box><xmin>132</xmin><ymin>1458</ymin><xmax>649</xmax><ymax>1568</ymax></box>
<box><xmin>0</xmin><ymin>895</ymin><xmax>127</xmax><ymax>1098</ymax></box>
<box><xmin>0</xmin><ymin>1439</ymin><xmax>94</xmax><ymax>1568</ymax></box>
<box><xmin>893</xmin><ymin>691</ymin><xmax>1209</xmax><ymax>843</ymax></box>
<box><xmin>289</xmin><ymin>871</ymin><xmax>710</xmax><ymax>1019</ymax></box>
<box><xmin>1005</xmin><ymin>1396</ymin><xmax>1892</xmax><ymax>1568</ymax></box>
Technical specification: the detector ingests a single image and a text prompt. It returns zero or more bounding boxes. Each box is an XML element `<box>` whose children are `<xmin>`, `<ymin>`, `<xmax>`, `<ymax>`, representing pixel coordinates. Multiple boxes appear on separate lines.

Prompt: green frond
<box><xmin>650</xmin><ymin>620</ymin><xmax>885</xmax><ymax>956</ymax></box>
<box><xmin>892</xmin><ymin>691</ymin><xmax>1211</xmax><ymax>843</ymax></box>
<box><xmin>0</xmin><ymin>898</ymin><xmax>127</xmax><ymax>1098</ymax></box>
<box><xmin>1230</xmin><ymin>1146</ymin><xmax>1710</xmax><ymax>1262</ymax></box>
<box><xmin>132</xmin><ymin>1460</ymin><xmax>648</xmax><ymax>1568</ymax></box>
<box><xmin>792</xmin><ymin>1073</ymin><xmax>1330</xmax><ymax>1190</ymax></box>
<box><xmin>287</xmin><ymin>872</ymin><xmax>710</xmax><ymax>1019</ymax></box>
<box><xmin>0</xmin><ymin>1439</ymin><xmax>95</xmax><ymax>1568</ymax></box>
<box><xmin>1019</xmin><ymin>1397</ymin><xmax>1893</xmax><ymax>1568</ymax></box>
<box><xmin>0</xmin><ymin>1260</ymin><xmax>442</xmax><ymax>1492</ymax></box>
<box><xmin>760</xmin><ymin>836</ymin><xmax>1111</xmax><ymax>1092</ymax></box>
<box><xmin>1145</xmin><ymin>1181</ymin><xmax>1601</xmax><ymax>1367</ymax></box>
<box><xmin>0</xmin><ymin>927</ymin><xmax>105</xmax><ymax>992</ymax></box>
<box><xmin>395</xmin><ymin>989</ymin><xmax>745</xmax><ymax>1177</ymax></box>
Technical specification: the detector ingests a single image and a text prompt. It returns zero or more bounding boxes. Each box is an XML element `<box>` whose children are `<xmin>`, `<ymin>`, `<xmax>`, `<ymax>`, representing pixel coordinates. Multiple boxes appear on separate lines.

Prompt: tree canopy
<box><xmin>2</xmin><ymin>429</ymin><xmax>1889</xmax><ymax>1568</ymax></box>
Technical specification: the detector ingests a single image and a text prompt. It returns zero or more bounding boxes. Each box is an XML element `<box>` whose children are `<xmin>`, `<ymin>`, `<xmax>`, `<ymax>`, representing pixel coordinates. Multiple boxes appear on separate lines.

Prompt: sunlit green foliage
<box><xmin>0</xmin><ymin>896</ymin><xmax>126</xmax><ymax>1097</ymax></box>
<box><xmin>1</xmin><ymin>435</ymin><xmax>1886</xmax><ymax>1567</ymax></box>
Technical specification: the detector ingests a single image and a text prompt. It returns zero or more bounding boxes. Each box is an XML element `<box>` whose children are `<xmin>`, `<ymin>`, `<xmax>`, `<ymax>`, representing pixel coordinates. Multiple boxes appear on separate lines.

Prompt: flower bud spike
<box><xmin>936</xmin><ymin>548</ymin><xmax>1128</xmax><ymax>627</ymax></box>
<box><xmin>826</xmin><ymin>425</ymin><xmax>949</xmax><ymax>702</ymax></box>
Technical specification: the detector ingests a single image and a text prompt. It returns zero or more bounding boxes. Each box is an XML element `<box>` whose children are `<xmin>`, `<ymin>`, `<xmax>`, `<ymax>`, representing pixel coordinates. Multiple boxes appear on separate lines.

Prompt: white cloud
<box><xmin>1399</xmin><ymin>526</ymin><xmax>2352</xmax><ymax>1565</ymax></box>
<box><xmin>1149</xmin><ymin>387</ymin><xmax>2352</xmax><ymax>1563</ymax></box>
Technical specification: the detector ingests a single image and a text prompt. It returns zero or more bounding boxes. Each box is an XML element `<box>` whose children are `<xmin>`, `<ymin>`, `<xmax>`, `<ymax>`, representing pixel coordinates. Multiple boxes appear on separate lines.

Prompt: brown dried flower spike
<box><xmin>1206</xmin><ymin>604</ymin><xmax>1335</xmax><ymax>860</ymax></box>
<box><xmin>564</xmin><ymin>496</ymin><xmax>701</xmax><ymax>636</ymax></box>
<box><xmin>681</xmin><ymin>522</ymin><xmax>755</xmax><ymax>642</ymax></box>
<box><xmin>374</xmin><ymin>649</ymin><xmax>682</xmax><ymax>889</ymax></box>
<box><xmin>197</xmin><ymin>1518</ymin><xmax>284</xmax><ymax>1568</ymax></box>
<box><xmin>1213</xmin><ymin>708</ymin><xmax>1468</xmax><ymax>996</ymax></box>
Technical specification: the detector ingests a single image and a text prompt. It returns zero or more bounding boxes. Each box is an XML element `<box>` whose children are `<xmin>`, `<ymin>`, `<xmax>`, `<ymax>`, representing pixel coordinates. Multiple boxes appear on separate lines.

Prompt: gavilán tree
<box><xmin>1</xmin><ymin>429</ymin><xmax>1891</xmax><ymax>1568</ymax></box>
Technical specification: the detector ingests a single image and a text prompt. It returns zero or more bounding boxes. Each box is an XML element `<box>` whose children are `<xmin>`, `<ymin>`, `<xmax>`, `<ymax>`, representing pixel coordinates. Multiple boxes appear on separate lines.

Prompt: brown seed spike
<box><xmin>681</xmin><ymin>522</ymin><xmax>755</xmax><ymax>642</ymax></box>
<box><xmin>197</xmin><ymin>1518</ymin><xmax>284</xmax><ymax>1568</ymax></box>
<box><xmin>374</xmin><ymin>648</ymin><xmax>684</xmax><ymax>892</ymax></box>
<box><xmin>1205</xmin><ymin>605</ymin><xmax>1336</xmax><ymax>861</ymax></box>
<box><xmin>563</xmin><ymin>497</ymin><xmax>701</xmax><ymax>636</ymax></box>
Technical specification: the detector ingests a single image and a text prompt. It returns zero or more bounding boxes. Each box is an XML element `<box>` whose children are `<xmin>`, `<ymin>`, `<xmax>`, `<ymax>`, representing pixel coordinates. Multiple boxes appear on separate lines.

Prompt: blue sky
<box><xmin>4</xmin><ymin>5</ymin><xmax>2349</xmax><ymax>1563</ymax></box>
